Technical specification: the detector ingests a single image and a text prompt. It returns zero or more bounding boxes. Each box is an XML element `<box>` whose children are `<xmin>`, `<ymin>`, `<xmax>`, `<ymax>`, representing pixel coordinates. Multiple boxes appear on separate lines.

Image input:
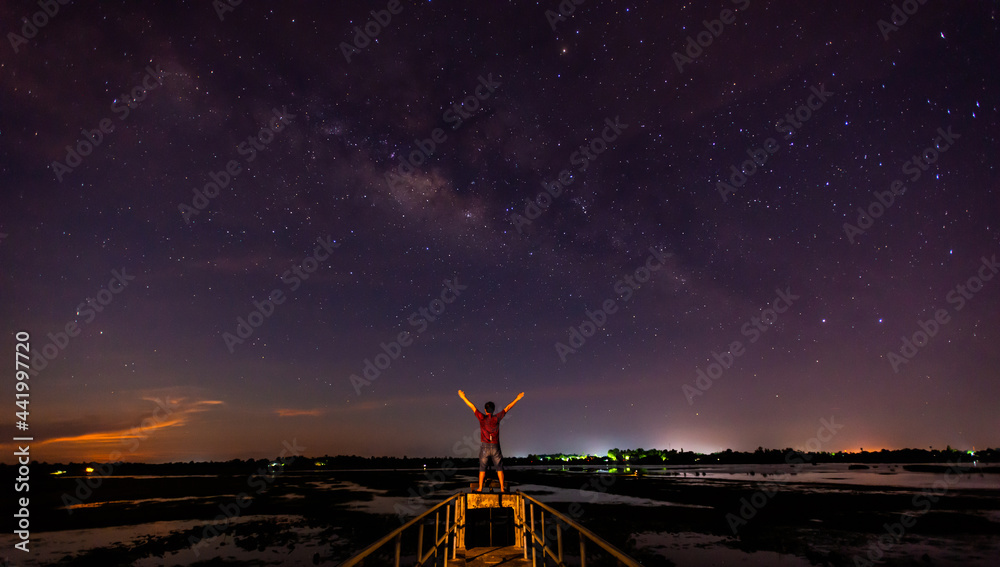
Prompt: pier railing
<box><xmin>338</xmin><ymin>492</ymin><xmax>463</xmax><ymax>567</ymax></box>
<box><xmin>337</xmin><ymin>490</ymin><xmax>642</xmax><ymax>567</ymax></box>
<box><xmin>519</xmin><ymin>492</ymin><xmax>642</xmax><ymax>567</ymax></box>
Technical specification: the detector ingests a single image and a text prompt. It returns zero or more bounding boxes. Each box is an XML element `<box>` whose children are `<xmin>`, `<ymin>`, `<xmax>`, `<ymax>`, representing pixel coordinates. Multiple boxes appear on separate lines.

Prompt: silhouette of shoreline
<box><xmin>5</xmin><ymin>445</ymin><xmax>995</xmax><ymax>474</ymax></box>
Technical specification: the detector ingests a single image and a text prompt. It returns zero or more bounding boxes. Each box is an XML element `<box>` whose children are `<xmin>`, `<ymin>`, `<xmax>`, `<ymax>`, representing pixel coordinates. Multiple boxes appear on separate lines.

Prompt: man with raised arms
<box><xmin>457</xmin><ymin>390</ymin><xmax>524</xmax><ymax>492</ymax></box>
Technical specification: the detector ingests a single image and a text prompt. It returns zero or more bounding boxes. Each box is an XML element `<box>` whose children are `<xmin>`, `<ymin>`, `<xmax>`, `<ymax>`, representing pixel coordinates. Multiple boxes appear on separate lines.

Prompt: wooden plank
<box><xmin>466</xmin><ymin>492</ymin><xmax>515</xmax><ymax>509</ymax></box>
<box><xmin>455</xmin><ymin>546</ymin><xmax>530</xmax><ymax>567</ymax></box>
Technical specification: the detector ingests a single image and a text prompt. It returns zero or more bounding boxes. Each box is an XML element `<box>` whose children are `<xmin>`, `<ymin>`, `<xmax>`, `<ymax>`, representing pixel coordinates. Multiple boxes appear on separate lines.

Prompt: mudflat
<box><xmin>4</xmin><ymin>467</ymin><xmax>998</xmax><ymax>566</ymax></box>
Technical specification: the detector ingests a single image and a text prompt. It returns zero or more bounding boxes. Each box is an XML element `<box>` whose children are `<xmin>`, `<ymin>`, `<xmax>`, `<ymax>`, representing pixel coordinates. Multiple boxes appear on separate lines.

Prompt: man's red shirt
<box><xmin>475</xmin><ymin>409</ymin><xmax>506</xmax><ymax>444</ymax></box>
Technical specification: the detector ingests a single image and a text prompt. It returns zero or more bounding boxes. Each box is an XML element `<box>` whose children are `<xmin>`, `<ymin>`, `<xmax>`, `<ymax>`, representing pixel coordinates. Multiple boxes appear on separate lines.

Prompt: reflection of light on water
<box><xmin>343</xmin><ymin>479</ymin><xmax>467</xmax><ymax>516</ymax></box>
<box><xmin>359</xmin><ymin>475</ymin><xmax>677</xmax><ymax>518</ymax></box>
<box><xmin>596</xmin><ymin>467</ymin><xmax>635</xmax><ymax>474</ymax></box>
<box><xmin>565</xmin><ymin>463</ymin><xmax>1000</xmax><ymax>491</ymax></box>
<box><xmin>64</xmin><ymin>501</ymin><xmax>107</xmax><ymax>510</ymax></box>
<box><xmin>515</xmin><ymin>484</ymin><xmax>712</xmax><ymax>509</ymax></box>
<box><xmin>61</xmin><ymin>494</ymin><xmax>242</xmax><ymax>510</ymax></box>
<box><xmin>308</xmin><ymin>479</ymin><xmax>386</xmax><ymax>493</ymax></box>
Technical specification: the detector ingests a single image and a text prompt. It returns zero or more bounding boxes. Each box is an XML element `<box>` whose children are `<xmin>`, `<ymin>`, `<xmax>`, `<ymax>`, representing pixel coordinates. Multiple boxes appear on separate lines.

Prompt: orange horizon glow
<box><xmin>17</xmin><ymin>397</ymin><xmax>228</xmax><ymax>462</ymax></box>
<box><xmin>275</xmin><ymin>408</ymin><xmax>324</xmax><ymax>417</ymax></box>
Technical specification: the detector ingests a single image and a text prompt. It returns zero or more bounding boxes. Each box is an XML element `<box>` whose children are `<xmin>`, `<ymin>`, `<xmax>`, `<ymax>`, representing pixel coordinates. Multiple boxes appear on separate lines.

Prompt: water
<box><xmin>2</xmin><ymin>464</ymin><xmax>996</xmax><ymax>566</ymax></box>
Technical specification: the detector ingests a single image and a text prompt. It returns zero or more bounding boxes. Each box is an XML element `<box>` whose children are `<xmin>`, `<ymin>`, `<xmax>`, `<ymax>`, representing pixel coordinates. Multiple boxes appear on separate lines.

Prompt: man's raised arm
<box><xmin>457</xmin><ymin>390</ymin><xmax>478</xmax><ymax>413</ymax></box>
<box><xmin>503</xmin><ymin>392</ymin><xmax>525</xmax><ymax>413</ymax></box>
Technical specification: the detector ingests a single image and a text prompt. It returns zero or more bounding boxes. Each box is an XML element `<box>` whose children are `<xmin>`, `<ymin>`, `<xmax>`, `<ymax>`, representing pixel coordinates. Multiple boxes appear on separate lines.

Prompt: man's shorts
<box><xmin>479</xmin><ymin>443</ymin><xmax>503</xmax><ymax>472</ymax></box>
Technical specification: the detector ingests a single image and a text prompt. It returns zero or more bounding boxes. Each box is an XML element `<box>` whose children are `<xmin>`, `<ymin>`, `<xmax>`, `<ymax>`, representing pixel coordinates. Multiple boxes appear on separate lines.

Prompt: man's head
<box><xmin>484</xmin><ymin>401</ymin><xmax>495</xmax><ymax>414</ymax></box>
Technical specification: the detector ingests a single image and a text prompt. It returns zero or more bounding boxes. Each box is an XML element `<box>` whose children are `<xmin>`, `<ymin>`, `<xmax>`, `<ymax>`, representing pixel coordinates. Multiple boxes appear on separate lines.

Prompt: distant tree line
<box><xmin>534</xmin><ymin>446</ymin><xmax>997</xmax><ymax>466</ymax></box>
<box><xmin>5</xmin><ymin>446</ymin><xmax>995</xmax><ymax>475</ymax></box>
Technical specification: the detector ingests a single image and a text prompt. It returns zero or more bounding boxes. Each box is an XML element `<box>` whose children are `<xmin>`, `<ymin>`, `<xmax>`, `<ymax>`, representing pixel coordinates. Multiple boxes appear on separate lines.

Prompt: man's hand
<box><xmin>458</xmin><ymin>390</ymin><xmax>477</xmax><ymax>412</ymax></box>
<box><xmin>504</xmin><ymin>392</ymin><xmax>525</xmax><ymax>413</ymax></box>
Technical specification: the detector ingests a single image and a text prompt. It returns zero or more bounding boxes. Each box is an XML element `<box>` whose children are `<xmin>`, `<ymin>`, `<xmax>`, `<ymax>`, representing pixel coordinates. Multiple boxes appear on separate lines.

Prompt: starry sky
<box><xmin>1</xmin><ymin>1</ymin><xmax>998</xmax><ymax>464</ymax></box>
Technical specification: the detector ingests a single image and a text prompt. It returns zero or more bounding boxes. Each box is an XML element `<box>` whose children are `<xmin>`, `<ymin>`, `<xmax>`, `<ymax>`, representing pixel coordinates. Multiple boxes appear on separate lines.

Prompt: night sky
<box><xmin>2</xmin><ymin>0</ymin><xmax>998</xmax><ymax>464</ymax></box>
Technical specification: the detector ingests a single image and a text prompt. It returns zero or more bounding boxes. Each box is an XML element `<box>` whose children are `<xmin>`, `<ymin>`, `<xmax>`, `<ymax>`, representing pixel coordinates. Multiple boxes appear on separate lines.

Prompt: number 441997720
<box><xmin>15</xmin><ymin>331</ymin><xmax>30</xmax><ymax>430</ymax></box>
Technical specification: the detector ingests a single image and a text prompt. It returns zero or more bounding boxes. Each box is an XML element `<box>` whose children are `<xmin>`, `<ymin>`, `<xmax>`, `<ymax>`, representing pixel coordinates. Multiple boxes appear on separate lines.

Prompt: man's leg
<box><xmin>477</xmin><ymin>445</ymin><xmax>488</xmax><ymax>491</ymax></box>
<box><xmin>494</xmin><ymin>445</ymin><xmax>505</xmax><ymax>492</ymax></box>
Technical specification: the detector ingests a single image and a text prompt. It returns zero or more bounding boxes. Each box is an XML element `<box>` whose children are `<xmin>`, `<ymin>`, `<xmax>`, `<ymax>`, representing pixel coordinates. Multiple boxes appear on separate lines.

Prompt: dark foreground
<box><xmin>3</xmin><ymin>467</ymin><xmax>999</xmax><ymax>566</ymax></box>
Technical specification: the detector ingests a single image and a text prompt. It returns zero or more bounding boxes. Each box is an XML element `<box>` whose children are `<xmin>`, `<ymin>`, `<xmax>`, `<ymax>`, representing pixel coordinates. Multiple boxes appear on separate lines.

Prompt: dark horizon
<box><xmin>7</xmin><ymin>445</ymin><xmax>996</xmax><ymax>468</ymax></box>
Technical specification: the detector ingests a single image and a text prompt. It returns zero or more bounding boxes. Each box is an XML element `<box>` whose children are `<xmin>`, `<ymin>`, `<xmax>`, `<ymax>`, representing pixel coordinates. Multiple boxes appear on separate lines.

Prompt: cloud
<box><xmin>31</xmin><ymin>396</ymin><xmax>224</xmax><ymax>460</ymax></box>
<box><xmin>275</xmin><ymin>408</ymin><xmax>324</xmax><ymax>417</ymax></box>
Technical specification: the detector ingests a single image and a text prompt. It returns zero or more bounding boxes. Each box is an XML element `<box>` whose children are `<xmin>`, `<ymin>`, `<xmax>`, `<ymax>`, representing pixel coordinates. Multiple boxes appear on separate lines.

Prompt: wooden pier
<box><xmin>338</xmin><ymin>485</ymin><xmax>641</xmax><ymax>566</ymax></box>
